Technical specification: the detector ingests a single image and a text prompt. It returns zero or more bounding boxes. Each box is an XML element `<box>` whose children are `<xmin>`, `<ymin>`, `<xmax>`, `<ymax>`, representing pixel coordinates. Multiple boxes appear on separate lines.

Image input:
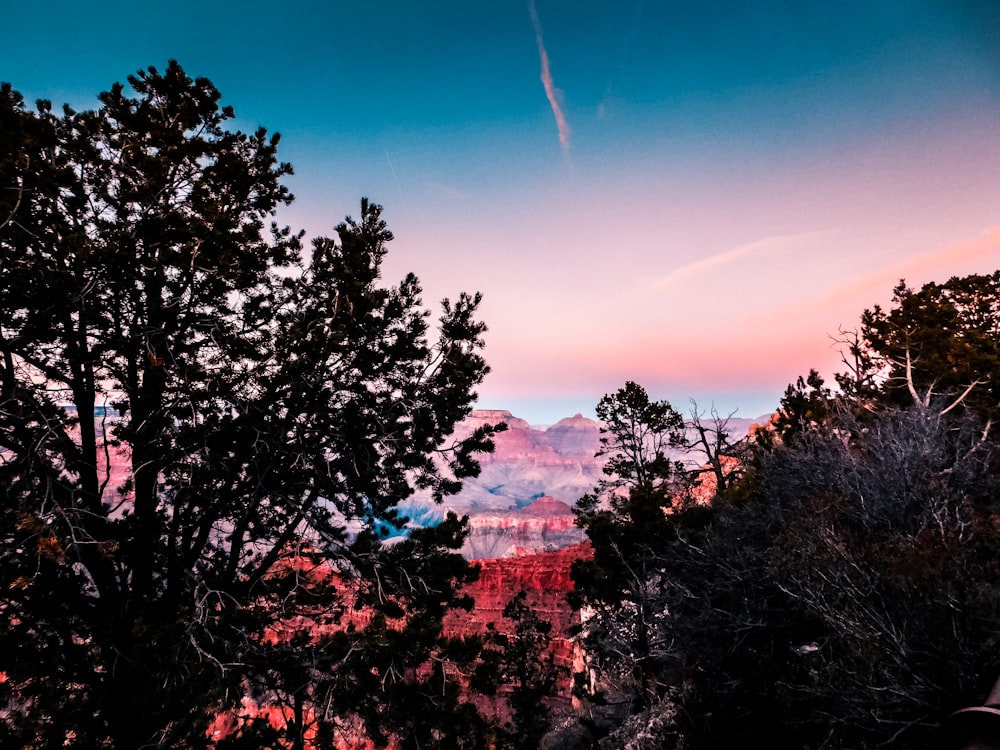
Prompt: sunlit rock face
<box><xmin>445</xmin><ymin>542</ymin><xmax>593</xmax><ymax>653</ymax></box>
<box><xmin>431</xmin><ymin>409</ymin><xmax>606</xmax><ymax>510</ymax></box>
<box><xmin>445</xmin><ymin>542</ymin><xmax>593</xmax><ymax>715</ymax></box>
<box><xmin>536</xmin><ymin>413</ymin><xmax>603</xmax><ymax>457</ymax></box>
<box><xmin>446</xmin><ymin>541</ymin><xmax>587</xmax><ymax>647</ymax></box>
<box><xmin>461</xmin><ymin>495</ymin><xmax>586</xmax><ymax>559</ymax></box>
<box><xmin>398</xmin><ymin>410</ymin><xmax>605</xmax><ymax>557</ymax></box>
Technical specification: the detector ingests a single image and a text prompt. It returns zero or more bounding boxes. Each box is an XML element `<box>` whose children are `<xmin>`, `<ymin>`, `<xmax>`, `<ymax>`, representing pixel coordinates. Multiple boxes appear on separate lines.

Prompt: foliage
<box><xmin>591</xmin><ymin>380</ymin><xmax>688</xmax><ymax>494</ymax></box>
<box><xmin>0</xmin><ymin>62</ymin><xmax>497</xmax><ymax>749</ymax></box>
<box><xmin>849</xmin><ymin>273</ymin><xmax>1000</xmax><ymax>429</ymax></box>
<box><xmin>771</xmin><ymin>369</ymin><xmax>833</xmax><ymax>446</ymax></box>
<box><xmin>577</xmin><ymin>399</ymin><xmax>1000</xmax><ymax>748</ymax></box>
<box><xmin>572</xmin><ymin>271</ymin><xmax>1000</xmax><ymax>749</ymax></box>
<box><xmin>571</xmin><ymin>382</ymin><xmax>693</xmax><ymax>716</ymax></box>
<box><xmin>753</xmin><ymin>404</ymin><xmax>1000</xmax><ymax>749</ymax></box>
<box><xmin>479</xmin><ymin>590</ymin><xmax>565</xmax><ymax>750</ymax></box>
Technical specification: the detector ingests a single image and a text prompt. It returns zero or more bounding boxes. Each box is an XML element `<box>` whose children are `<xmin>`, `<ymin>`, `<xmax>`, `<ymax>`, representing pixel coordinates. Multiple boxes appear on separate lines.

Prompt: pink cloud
<box><xmin>528</xmin><ymin>0</ymin><xmax>571</xmax><ymax>155</ymax></box>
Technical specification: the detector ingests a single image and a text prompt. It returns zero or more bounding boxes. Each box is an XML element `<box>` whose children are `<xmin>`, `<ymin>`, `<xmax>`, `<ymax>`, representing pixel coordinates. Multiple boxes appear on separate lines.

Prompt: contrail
<box><xmin>383</xmin><ymin>148</ymin><xmax>401</xmax><ymax>193</ymax></box>
<box><xmin>528</xmin><ymin>0</ymin><xmax>571</xmax><ymax>155</ymax></box>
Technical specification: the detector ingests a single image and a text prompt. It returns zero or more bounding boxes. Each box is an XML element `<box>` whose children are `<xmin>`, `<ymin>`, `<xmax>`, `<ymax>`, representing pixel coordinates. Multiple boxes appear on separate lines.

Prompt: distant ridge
<box><xmin>400</xmin><ymin>408</ymin><xmax>770</xmax><ymax>558</ymax></box>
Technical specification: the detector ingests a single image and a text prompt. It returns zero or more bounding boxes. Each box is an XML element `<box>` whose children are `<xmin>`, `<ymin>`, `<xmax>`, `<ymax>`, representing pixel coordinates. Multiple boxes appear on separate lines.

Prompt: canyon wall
<box><xmin>461</xmin><ymin>495</ymin><xmax>586</xmax><ymax>559</ymax></box>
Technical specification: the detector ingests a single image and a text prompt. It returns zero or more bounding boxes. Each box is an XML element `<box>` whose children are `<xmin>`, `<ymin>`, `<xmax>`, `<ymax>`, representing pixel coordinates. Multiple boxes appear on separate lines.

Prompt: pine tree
<box><xmin>491</xmin><ymin>590</ymin><xmax>564</xmax><ymax>750</ymax></box>
<box><xmin>853</xmin><ymin>273</ymin><xmax>1000</xmax><ymax>430</ymax></box>
<box><xmin>0</xmin><ymin>63</ymin><xmax>496</xmax><ymax>749</ymax></box>
<box><xmin>571</xmin><ymin>382</ymin><xmax>690</xmax><ymax>713</ymax></box>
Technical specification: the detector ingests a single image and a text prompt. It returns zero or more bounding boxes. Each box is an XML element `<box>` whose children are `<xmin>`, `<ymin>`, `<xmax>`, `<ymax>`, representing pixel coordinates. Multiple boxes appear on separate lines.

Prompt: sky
<box><xmin>4</xmin><ymin>1</ymin><xmax>1000</xmax><ymax>424</ymax></box>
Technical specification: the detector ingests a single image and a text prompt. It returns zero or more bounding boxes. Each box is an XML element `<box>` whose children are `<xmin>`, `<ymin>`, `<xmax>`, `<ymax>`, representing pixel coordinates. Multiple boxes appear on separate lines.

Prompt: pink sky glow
<box><xmin>6</xmin><ymin>1</ymin><xmax>999</xmax><ymax>423</ymax></box>
<box><xmin>364</xmin><ymin>105</ymin><xmax>1000</xmax><ymax>421</ymax></box>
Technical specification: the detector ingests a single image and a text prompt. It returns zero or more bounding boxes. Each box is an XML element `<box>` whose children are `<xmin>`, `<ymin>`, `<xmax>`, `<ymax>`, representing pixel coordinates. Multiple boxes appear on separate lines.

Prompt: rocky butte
<box><xmin>446</xmin><ymin>409</ymin><xmax>606</xmax><ymax>510</ymax></box>
<box><xmin>462</xmin><ymin>495</ymin><xmax>584</xmax><ymax>559</ymax></box>
<box><xmin>398</xmin><ymin>410</ymin><xmax>605</xmax><ymax>558</ymax></box>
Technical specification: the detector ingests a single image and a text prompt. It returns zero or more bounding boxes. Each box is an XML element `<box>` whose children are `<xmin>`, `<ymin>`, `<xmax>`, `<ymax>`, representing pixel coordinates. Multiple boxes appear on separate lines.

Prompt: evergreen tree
<box><xmin>852</xmin><ymin>273</ymin><xmax>1000</xmax><ymax>430</ymax></box>
<box><xmin>569</xmin><ymin>271</ymin><xmax>1000</xmax><ymax>747</ymax></box>
<box><xmin>648</xmin><ymin>273</ymin><xmax>1000</xmax><ymax>749</ymax></box>
<box><xmin>493</xmin><ymin>590</ymin><xmax>564</xmax><ymax>750</ymax></box>
<box><xmin>0</xmin><ymin>63</ymin><xmax>496</xmax><ymax>748</ymax></box>
<box><xmin>571</xmin><ymin>382</ymin><xmax>690</xmax><ymax>714</ymax></box>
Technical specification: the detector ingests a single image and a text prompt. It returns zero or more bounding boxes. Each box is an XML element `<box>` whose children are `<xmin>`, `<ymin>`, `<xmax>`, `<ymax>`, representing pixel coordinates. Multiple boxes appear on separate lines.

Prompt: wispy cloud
<box><xmin>528</xmin><ymin>0</ymin><xmax>571</xmax><ymax>156</ymax></box>
<box><xmin>658</xmin><ymin>231</ymin><xmax>827</xmax><ymax>289</ymax></box>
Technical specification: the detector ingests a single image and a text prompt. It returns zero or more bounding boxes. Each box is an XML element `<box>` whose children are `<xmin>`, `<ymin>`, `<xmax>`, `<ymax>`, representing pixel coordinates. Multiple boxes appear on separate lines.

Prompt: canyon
<box><xmin>74</xmin><ymin>405</ymin><xmax>763</xmax><ymax>746</ymax></box>
<box><xmin>399</xmin><ymin>409</ymin><xmax>603</xmax><ymax>559</ymax></box>
<box><xmin>403</xmin><ymin>408</ymin><xmax>763</xmax><ymax>559</ymax></box>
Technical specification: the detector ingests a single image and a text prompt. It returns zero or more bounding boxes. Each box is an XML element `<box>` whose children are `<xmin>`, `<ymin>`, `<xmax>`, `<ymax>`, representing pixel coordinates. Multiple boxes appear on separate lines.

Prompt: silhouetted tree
<box><xmin>686</xmin><ymin>400</ymin><xmax>745</xmax><ymax>499</ymax></box>
<box><xmin>488</xmin><ymin>590</ymin><xmax>564</xmax><ymax>750</ymax></box>
<box><xmin>664</xmin><ymin>273</ymin><xmax>1000</xmax><ymax>749</ymax></box>
<box><xmin>572</xmin><ymin>382</ymin><xmax>690</xmax><ymax>713</ymax></box>
<box><xmin>771</xmin><ymin>369</ymin><xmax>834</xmax><ymax>445</ymax></box>
<box><xmin>852</xmin><ymin>274</ymin><xmax>1000</xmax><ymax>431</ymax></box>
<box><xmin>571</xmin><ymin>272</ymin><xmax>1000</xmax><ymax>748</ymax></box>
<box><xmin>0</xmin><ymin>63</ymin><xmax>497</xmax><ymax>749</ymax></box>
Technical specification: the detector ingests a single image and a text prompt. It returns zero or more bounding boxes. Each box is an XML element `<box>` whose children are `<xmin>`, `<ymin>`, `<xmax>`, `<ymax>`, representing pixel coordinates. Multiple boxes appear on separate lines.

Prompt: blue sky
<box><xmin>5</xmin><ymin>1</ymin><xmax>1000</xmax><ymax>423</ymax></box>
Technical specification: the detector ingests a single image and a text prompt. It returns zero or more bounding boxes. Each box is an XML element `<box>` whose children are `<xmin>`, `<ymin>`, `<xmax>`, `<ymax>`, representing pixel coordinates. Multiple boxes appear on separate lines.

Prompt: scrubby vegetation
<box><xmin>571</xmin><ymin>272</ymin><xmax>1000</xmax><ymax>749</ymax></box>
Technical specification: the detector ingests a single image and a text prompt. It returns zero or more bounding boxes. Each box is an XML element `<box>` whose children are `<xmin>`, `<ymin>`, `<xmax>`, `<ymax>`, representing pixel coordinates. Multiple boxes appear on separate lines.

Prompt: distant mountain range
<box><xmin>399</xmin><ymin>409</ymin><xmax>768</xmax><ymax>559</ymax></box>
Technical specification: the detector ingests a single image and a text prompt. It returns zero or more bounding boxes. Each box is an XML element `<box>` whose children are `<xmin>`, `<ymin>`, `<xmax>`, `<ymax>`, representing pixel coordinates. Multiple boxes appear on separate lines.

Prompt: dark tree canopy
<box><xmin>848</xmin><ymin>273</ymin><xmax>1000</xmax><ymax>429</ymax></box>
<box><xmin>477</xmin><ymin>589</ymin><xmax>564</xmax><ymax>750</ymax></box>
<box><xmin>0</xmin><ymin>62</ymin><xmax>497</xmax><ymax>749</ymax></box>
<box><xmin>569</xmin><ymin>272</ymin><xmax>1000</xmax><ymax>750</ymax></box>
<box><xmin>571</xmin><ymin>382</ymin><xmax>693</xmax><ymax>717</ymax></box>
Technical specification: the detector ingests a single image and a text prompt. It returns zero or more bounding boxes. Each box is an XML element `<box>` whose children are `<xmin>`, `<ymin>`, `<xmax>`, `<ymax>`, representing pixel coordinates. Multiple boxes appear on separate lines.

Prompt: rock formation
<box><xmin>446</xmin><ymin>542</ymin><xmax>592</xmax><ymax>716</ymax></box>
<box><xmin>461</xmin><ymin>495</ymin><xmax>586</xmax><ymax>559</ymax></box>
<box><xmin>443</xmin><ymin>410</ymin><xmax>606</xmax><ymax>511</ymax></box>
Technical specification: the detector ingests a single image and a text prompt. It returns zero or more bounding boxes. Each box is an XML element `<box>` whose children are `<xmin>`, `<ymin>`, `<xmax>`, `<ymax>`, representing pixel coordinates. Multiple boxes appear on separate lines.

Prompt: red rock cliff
<box><xmin>445</xmin><ymin>542</ymin><xmax>592</xmax><ymax>713</ymax></box>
